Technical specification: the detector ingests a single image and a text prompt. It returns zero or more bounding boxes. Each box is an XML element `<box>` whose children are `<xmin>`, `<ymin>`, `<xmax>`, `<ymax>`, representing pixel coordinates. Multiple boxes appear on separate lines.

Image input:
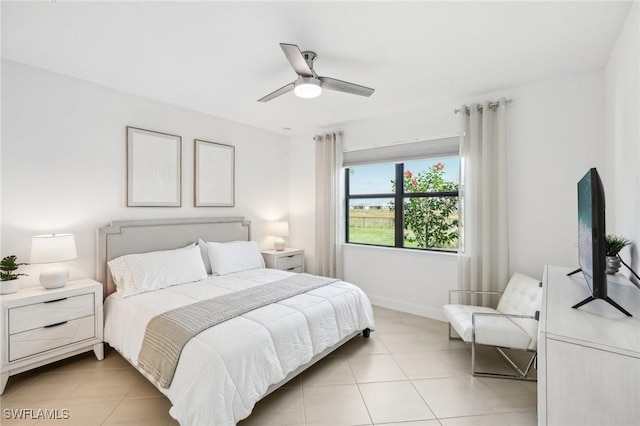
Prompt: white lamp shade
<box><xmin>271</xmin><ymin>221</ymin><xmax>289</xmax><ymax>237</ymax></box>
<box><xmin>30</xmin><ymin>234</ymin><xmax>77</xmax><ymax>264</ymax></box>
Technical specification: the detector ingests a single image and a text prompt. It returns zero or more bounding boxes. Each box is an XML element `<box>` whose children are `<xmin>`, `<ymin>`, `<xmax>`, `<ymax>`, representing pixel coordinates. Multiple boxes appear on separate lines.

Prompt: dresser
<box><xmin>0</xmin><ymin>279</ymin><xmax>104</xmax><ymax>394</ymax></box>
<box><xmin>262</xmin><ymin>248</ymin><xmax>305</xmax><ymax>273</ymax></box>
<box><xmin>538</xmin><ymin>265</ymin><xmax>640</xmax><ymax>425</ymax></box>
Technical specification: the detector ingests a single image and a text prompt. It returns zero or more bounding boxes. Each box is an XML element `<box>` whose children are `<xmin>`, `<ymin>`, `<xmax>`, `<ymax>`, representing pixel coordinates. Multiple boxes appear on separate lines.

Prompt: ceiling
<box><xmin>1</xmin><ymin>1</ymin><xmax>633</xmax><ymax>135</ymax></box>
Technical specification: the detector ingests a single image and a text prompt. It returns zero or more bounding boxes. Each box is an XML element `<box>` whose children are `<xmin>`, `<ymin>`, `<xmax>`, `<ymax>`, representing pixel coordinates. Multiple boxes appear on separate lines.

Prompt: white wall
<box><xmin>290</xmin><ymin>70</ymin><xmax>607</xmax><ymax>320</ymax></box>
<box><xmin>1</xmin><ymin>60</ymin><xmax>290</xmax><ymax>287</ymax></box>
<box><xmin>605</xmin><ymin>2</ymin><xmax>639</xmax><ymax>283</ymax></box>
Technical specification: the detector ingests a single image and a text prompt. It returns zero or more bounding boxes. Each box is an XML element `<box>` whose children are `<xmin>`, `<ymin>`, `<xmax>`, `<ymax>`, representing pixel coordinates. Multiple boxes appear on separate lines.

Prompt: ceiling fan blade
<box><xmin>257</xmin><ymin>82</ymin><xmax>295</xmax><ymax>102</ymax></box>
<box><xmin>319</xmin><ymin>77</ymin><xmax>375</xmax><ymax>97</ymax></box>
<box><xmin>280</xmin><ymin>43</ymin><xmax>313</xmax><ymax>77</ymax></box>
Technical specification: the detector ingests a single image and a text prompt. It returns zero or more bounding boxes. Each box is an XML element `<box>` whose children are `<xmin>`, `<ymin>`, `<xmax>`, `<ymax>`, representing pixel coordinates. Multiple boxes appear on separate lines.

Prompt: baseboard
<box><xmin>367</xmin><ymin>295</ymin><xmax>447</xmax><ymax>322</ymax></box>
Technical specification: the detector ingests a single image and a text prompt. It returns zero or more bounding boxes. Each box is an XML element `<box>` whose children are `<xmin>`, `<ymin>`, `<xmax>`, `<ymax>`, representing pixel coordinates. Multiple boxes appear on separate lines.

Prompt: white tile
<box><xmin>372</xmin><ymin>306</ymin><xmax>404</xmax><ymax>318</ymax></box>
<box><xmin>102</xmin><ymin>396</ymin><xmax>173</xmax><ymax>425</ymax></box>
<box><xmin>239</xmin><ymin>387</ymin><xmax>304</xmax><ymax>426</ymax></box>
<box><xmin>439</xmin><ymin>413</ymin><xmax>508</xmax><ymax>425</ymax></box>
<box><xmin>374</xmin><ymin>317</ymin><xmax>413</xmax><ymax>333</ymax></box>
<box><xmin>302</xmin><ymin>356</ymin><xmax>356</xmax><ymax>387</ymax></box>
<box><xmin>341</xmin><ymin>333</ymin><xmax>390</xmax><ymax>358</ymax></box>
<box><xmin>499</xmin><ymin>410</ymin><xmax>537</xmax><ymax>425</ymax></box>
<box><xmin>422</xmin><ymin>396</ymin><xmax>496</xmax><ymax>419</ymax></box>
<box><xmin>399</xmin><ymin>314</ymin><xmax>449</xmax><ymax>332</ymax></box>
<box><xmin>412</xmin><ymin>376</ymin><xmax>492</xmax><ymax>399</ymax></box>
<box><xmin>412</xmin><ymin>377</ymin><xmax>496</xmax><ymax>418</ymax></box>
<box><xmin>482</xmin><ymin>393</ymin><xmax>537</xmax><ymax>414</ymax></box>
<box><xmin>378</xmin><ymin>331</ymin><xmax>467</xmax><ymax>354</ymax></box>
<box><xmin>65</xmin><ymin>369</ymin><xmax>141</xmax><ymax>403</ymax></box>
<box><xmin>393</xmin><ymin>352</ymin><xmax>467</xmax><ymax>380</ymax></box>
<box><xmin>359</xmin><ymin>381</ymin><xmax>436</xmax><ymax>424</ymax></box>
<box><xmin>303</xmin><ymin>384</ymin><xmax>371</xmax><ymax>426</ymax></box>
<box><xmin>348</xmin><ymin>354</ymin><xmax>407</xmax><ymax>383</ymax></box>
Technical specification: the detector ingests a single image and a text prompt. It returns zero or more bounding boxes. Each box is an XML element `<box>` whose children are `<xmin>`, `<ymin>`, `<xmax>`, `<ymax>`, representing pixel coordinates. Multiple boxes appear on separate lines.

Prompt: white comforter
<box><xmin>103</xmin><ymin>268</ymin><xmax>375</xmax><ymax>426</ymax></box>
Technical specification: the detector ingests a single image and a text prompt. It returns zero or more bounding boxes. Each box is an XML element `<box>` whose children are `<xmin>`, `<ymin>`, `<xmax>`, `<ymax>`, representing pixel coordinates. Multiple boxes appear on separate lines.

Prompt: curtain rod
<box><xmin>313</xmin><ymin>131</ymin><xmax>344</xmax><ymax>141</ymax></box>
<box><xmin>454</xmin><ymin>98</ymin><xmax>512</xmax><ymax>114</ymax></box>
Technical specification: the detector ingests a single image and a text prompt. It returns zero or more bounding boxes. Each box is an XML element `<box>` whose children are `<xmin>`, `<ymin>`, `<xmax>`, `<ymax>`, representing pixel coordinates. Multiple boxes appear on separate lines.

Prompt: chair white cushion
<box><xmin>496</xmin><ymin>272</ymin><xmax>542</xmax><ymax>349</ymax></box>
<box><xmin>443</xmin><ymin>304</ymin><xmax>534</xmax><ymax>350</ymax></box>
<box><xmin>443</xmin><ymin>272</ymin><xmax>542</xmax><ymax>351</ymax></box>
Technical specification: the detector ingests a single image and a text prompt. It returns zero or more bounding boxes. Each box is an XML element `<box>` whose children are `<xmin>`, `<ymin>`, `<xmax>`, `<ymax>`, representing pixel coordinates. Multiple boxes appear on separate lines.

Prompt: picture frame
<box><xmin>194</xmin><ymin>139</ymin><xmax>235</xmax><ymax>207</ymax></box>
<box><xmin>127</xmin><ymin>126</ymin><xmax>182</xmax><ymax>207</ymax></box>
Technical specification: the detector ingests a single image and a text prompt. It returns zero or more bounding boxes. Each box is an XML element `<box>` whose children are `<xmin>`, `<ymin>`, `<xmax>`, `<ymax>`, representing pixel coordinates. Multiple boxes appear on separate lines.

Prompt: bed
<box><xmin>97</xmin><ymin>217</ymin><xmax>375</xmax><ymax>426</ymax></box>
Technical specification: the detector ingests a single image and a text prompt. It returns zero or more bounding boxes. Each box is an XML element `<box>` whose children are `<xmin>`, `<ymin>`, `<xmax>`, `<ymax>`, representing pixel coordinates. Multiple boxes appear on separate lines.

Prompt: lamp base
<box><xmin>40</xmin><ymin>265</ymin><xmax>69</xmax><ymax>289</ymax></box>
<box><xmin>273</xmin><ymin>237</ymin><xmax>286</xmax><ymax>251</ymax></box>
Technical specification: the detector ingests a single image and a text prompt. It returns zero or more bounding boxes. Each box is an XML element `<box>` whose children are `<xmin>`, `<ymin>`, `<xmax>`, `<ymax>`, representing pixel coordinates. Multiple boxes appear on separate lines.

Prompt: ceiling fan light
<box><xmin>294</xmin><ymin>77</ymin><xmax>322</xmax><ymax>98</ymax></box>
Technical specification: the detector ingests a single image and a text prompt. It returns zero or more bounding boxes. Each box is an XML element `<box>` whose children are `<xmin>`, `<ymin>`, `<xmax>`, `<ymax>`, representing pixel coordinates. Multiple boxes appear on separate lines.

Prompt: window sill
<box><xmin>343</xmin><ymin>243</ymin><xmax>458</xmax><ymax>259</ymax></box>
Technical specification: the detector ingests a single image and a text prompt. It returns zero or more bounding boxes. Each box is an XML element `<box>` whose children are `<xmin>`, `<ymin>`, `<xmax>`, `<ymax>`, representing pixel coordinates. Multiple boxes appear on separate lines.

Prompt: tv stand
<box><xmin>572</xmin><ymin>295</ymin><xmax>632</xmax><ymax>316</ymax></box>
<box><xmin>566</xmin><ymin>267</ymin><xmax>582</xmax><ymax>276</ymax></box>
<box><xmin>566</xmin><ymin>267</ymin><xmax>632</xmax><ymax>316</ymax></box>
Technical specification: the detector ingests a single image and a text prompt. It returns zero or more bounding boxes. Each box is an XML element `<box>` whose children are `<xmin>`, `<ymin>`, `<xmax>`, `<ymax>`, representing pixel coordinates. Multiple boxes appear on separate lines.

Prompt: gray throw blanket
<box><xmin>137</xmin><ymin>273</ymin><xmax>339</xmax><ymax>388</ymax></box>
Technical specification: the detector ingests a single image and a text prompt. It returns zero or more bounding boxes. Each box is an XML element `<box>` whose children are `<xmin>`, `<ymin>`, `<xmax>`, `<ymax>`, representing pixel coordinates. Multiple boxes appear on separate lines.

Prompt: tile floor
<box><xmin>0</xmin><ymin>306</ymin><xmax>537</xmax><ymax>425</ymax></box>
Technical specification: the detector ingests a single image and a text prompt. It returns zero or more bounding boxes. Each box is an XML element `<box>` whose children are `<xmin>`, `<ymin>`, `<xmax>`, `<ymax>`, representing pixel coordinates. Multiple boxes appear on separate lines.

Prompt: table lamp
<box><xmin>270</xmin><ymin>221</ymin><xmax>289</xmax><ymax>251</ymax></box>
<box><xmin>30</xmin><ymin>233</ymin><xmax>77</xmax><ymax>289</ymax></box>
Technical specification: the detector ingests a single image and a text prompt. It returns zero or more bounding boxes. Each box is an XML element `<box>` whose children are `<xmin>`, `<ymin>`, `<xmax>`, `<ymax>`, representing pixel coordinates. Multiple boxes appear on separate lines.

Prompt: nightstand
<box><xmin>0</xmin><ymin>279</ymin><xmax>104</xmax><ymax>394</ymax></box>
<box><xmin>262</xmin><ymin>248</ymin><xmax>305</xmax><ymax>273</ymax></box>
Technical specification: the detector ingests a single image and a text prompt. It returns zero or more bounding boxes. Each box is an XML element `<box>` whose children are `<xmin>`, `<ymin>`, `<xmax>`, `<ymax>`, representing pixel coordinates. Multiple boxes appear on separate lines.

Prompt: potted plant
<box><xmin>604</xmin><ymin>234</ymin><xmax>631</xmax><ymax>275</ymax></box>
<box><xmin>0</xmin><ymin>255</ymin><xmax>28</xmax><ymax>294</ymax></box>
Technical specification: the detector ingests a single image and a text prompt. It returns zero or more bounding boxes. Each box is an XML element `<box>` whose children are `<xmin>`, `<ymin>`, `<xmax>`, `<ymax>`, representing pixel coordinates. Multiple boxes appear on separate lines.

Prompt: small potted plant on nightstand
<box><xmin>604</xmin><ymin>234</ymin><xmax>631</xmax><ymax>275</ymax></box>
<box><xmin>0</xmin><ymin>255</ymin><xmax>28</xmax><ymax>294</ymax></box>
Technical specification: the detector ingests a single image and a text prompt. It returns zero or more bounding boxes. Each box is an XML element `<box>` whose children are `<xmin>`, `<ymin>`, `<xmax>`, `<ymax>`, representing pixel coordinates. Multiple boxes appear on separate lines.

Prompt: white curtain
<box><xmin>458</xmin><ymin>99</ymin><xmax>509</xmax><ymax>306</ymax></box>
<box><xmin>315</xmin><ymin>132</ymin><xmax>344</xmax><ymax>278</ymax></box>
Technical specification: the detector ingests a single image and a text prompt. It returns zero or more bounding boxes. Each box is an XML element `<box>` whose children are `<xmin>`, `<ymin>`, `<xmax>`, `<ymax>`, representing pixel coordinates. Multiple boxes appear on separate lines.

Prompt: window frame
<box><xmin>345</xmin><ymin>162</ymin><xmax>459</xmax><ymax>252</ymax></box>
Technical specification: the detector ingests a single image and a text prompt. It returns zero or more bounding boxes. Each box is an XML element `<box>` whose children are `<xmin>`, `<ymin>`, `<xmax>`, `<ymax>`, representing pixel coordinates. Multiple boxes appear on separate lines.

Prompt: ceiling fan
<box><xmin>258</xmin><ymin>43</ymin><xmax>375</xmax><ymax>102</ymax></box>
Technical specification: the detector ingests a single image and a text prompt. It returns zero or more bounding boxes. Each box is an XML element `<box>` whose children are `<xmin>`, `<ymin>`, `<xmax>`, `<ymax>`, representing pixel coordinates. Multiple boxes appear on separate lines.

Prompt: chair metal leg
<box><xmin>471</xmin><ymin>341</ymin><xmax>537</xmax><ymax>381</ymax></box>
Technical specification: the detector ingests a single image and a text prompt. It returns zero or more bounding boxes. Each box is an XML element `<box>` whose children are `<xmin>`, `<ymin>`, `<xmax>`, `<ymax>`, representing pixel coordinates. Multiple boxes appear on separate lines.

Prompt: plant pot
<box><xmin>605</xmin><ymin>255</ymin><xmax>621</xmax><ymax>275</ymax></box>
<box><xmin>0</xmin><ymin>279</ymin><xmax>20</xmax><ymax>294</ymax></box>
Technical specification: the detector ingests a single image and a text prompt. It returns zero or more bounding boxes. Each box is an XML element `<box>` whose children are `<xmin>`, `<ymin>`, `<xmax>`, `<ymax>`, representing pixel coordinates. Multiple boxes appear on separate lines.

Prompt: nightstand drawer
<box><xmin>9</xmin><ymin>293</ymin><xmax>94</xmax><ymax>334</ymax></box>
<box><xmin>277</xmin><ymin>254</ymin><xmax>303</xmax><ymax>271</ymax></box>
<box><xmin>9</xmin><ymin>315</ymin><xmax>96</xmax><ymax>361</ymax></box>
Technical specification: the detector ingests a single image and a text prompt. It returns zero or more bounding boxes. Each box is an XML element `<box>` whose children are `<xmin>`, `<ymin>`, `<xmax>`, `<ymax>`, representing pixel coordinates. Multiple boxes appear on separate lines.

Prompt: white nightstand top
<box><xmin>261</xmin><ymin>248</ymin><xmax>303</xmax><ymax>256</ymax></box>
<box><xmin>0</xmin><ymin>279</ymin><xmax>102</xmax><ymax>305</ymax></box>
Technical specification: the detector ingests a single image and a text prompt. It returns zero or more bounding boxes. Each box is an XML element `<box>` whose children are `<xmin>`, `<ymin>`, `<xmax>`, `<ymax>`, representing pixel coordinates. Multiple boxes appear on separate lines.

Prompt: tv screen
<box><xmin>573</xmin><ymin>167</ymin><xmax>631</xmax><ymax>316</ymax></box>
<box><xmin>577</xmin><ymin>168</ymin><xmax>606</xmax><ymax>298</ymax></box>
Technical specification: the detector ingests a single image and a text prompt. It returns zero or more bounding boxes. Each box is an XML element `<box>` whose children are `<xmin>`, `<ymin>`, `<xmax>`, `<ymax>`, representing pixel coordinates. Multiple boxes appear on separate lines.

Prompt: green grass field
<box><xmin>348</xmin><ymin>209</ymin><xmax>456</xmax><ymax>250</ymax></box>
<box><xmin>348</xmin><ymin>227</ymin><xmax>421</xmax><ymax>248</ymax></box>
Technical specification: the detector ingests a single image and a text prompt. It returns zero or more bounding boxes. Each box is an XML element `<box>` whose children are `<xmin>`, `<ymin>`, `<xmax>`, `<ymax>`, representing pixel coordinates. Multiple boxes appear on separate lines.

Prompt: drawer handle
<box><xmin>285</xmin><ymin>255</ymin><xmax>295</xmax><ymax>258</ymax></box>
<box><xmin>287</xmin><ymin>267</ymin><xmax>296</xmax><ymax>271</ymax></box>
<box><xmin>44</xmin><ymin>321</ymin><xmax>68</xmax><ymax>328</ymax></box>
<box><xmin>43</xmin><ymin>298</ymin><xmax>68</xmax><ymax>304</ymax></box>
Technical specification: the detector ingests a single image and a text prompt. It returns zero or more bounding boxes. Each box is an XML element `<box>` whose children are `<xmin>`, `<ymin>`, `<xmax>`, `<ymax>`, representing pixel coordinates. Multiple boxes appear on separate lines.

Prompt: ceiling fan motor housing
<box><xmin>301</xmin><ymin>51</ymin><xmax>317</xmax><ymax>69</ymax></box>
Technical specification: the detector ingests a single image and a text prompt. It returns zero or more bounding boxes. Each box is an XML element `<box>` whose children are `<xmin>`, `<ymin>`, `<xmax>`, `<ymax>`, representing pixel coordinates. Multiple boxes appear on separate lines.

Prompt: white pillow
<box><xmin>108</xmin><ymin>244</ymin><xmax>207</xmax><ymax>298</ymax></box>
<box><xmin>207</xmin><ymin>240</ymin><xmax>265</xmax><ymax>276</ymax></box>
<box><xmin>198</xmin><ymin>238</ymin><xmax>212</xmax><ymax>274</ymax></box>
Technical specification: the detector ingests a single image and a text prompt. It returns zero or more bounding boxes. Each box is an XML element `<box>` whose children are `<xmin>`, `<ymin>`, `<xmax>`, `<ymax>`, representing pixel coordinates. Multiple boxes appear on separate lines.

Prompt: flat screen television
<box><xmin>569</xmin><ymin>168</ymin><xmax>631</xmax><ymax>316</ymax></box>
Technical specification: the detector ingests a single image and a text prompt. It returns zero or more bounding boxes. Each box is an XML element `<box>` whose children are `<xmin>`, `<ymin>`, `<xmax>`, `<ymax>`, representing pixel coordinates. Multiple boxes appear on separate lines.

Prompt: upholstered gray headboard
<box><xmin>96</xmin><ymin>217</ymin><xmax>251</xmax><ymax>297</ymax></box>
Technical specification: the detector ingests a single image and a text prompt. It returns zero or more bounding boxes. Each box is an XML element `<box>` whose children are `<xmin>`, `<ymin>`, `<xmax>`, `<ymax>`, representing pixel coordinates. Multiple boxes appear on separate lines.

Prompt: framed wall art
<box><xmin>194</xmin><ymin>139</ymin><xmax>235</xmax><ymax>207</ymax></box>
<box><xmin>127</xmin><ymin>126</ymin><xmax>182</xmax><ymax>207</ymax></box>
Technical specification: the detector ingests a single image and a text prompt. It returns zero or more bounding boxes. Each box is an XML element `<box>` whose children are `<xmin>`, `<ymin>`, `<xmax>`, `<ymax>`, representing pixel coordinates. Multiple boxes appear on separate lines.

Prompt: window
<box><xmin>345</xmin><ymin>156</ymin><xmax>459</xmax><ymax>251</ymax></box>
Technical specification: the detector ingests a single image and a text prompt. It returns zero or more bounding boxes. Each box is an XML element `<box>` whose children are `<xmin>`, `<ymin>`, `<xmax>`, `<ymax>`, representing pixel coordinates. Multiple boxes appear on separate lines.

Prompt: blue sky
<box><xmin>348</xmin><ymin>156</ymin><xmax>459</xmax><ymax>195</ymax></box>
